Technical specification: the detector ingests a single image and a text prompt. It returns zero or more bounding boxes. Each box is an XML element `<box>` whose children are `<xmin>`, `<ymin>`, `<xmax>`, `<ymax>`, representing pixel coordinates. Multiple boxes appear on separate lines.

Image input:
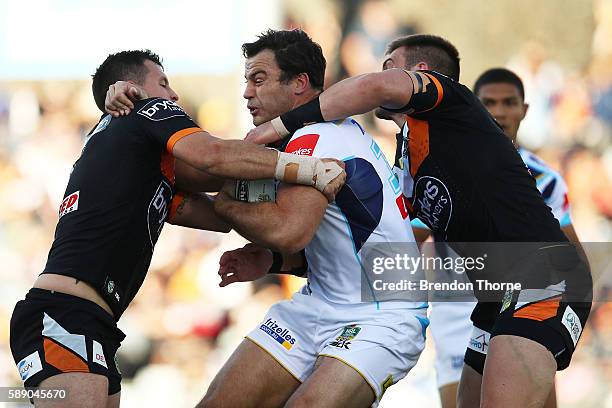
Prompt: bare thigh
<box><xmin>481</xmin><ymin>335</ymin><xmax>556</xmax><ymax>408</ymax></box>
<box><xmin>35</xmin><ymin>372</ymin><xmax>109</xmax><ymax>408</ymax></box>
<box><xmin>285</xmin><ymin>356</ymin><xmax>375</xmax><ymax>408</ymax></box>
<box><xmin>439</xmin><ymin>382</ymin><xmax>459</xmax><ymax>408</ymax></box>
<box><xmin>197</xmin><ymin>338</ymin><xmax>300</xmax><ymax>408</ymax></box>
<box><xmin>107</xmin><ymin>392</ymin><xmax>120</xmax><ymax>408</ymax></box>
<box><xmin>457</xmin><ymin>364</ymin><xmax>482</xmax><ymax>408</ymax></box>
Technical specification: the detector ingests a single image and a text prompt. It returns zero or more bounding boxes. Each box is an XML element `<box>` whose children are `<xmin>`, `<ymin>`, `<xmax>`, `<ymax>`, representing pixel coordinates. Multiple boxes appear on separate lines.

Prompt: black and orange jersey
<box><xmin>392</xmin><ymin>70</ymin><xmax>566</xmax><ymax>243</ymax></box>
<box><xmin>42</xmin><ymin>98</ymin><xmax>201</xmax><ymax>319</ymax></box>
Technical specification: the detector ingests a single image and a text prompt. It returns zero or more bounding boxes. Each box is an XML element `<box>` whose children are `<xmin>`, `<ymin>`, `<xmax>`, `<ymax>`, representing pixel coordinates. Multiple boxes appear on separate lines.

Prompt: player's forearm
<box><xmin>200</xmin><ymin>138</ymin><xmax>279</xmax><ymax>180</ymax></box>
<box><xmin>168</xmin><ymin>192</ymin><xmax>231</xmax><ymax>232</ymax></box>
<box><xmin>275</xmin><ymin>70</ymin><xmax>412</xmax><ymax>136</ymax></box>
<box><xmin>175</xmin><ymin>159</ymin><xmax>225</xmax><ymax>192</ymax></box>
<box><xmin>214</xmin><ymin>194</ymin><xmax>305</xmax><ymax>253</ymax></box>
<box><xmin>319</xmin><ymin>72</ymin><xmax>403</xmax><ymax>119</ymax></box>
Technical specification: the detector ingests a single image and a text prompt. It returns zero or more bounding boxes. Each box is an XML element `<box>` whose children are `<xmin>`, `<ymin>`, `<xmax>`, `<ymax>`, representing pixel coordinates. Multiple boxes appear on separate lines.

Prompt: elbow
<box><xmin>268</xmin><ymin>229</ymin><xmax>310</xmax><ymax>254</ymax></box>
<box><xmin>376</xmin><ymin>69</ymin><xmax>410</xmax><ymax>109</ymax></box>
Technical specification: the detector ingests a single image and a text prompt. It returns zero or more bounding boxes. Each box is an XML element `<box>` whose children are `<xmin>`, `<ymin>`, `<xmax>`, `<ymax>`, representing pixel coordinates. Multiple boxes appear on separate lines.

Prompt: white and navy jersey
<box><xmin>410</xmin><ymin>147</ymin><xmax>572</xmax><ymax>230</ymax></box>
<box><xmin>282</xmin><ymin>119</ymin><xmax>419</xmax><ymax>305</ymax></box>
<box><xmin>518</xmin><ymin>148</ymin><xmax>571</xmax><ymax>227</ymax></box>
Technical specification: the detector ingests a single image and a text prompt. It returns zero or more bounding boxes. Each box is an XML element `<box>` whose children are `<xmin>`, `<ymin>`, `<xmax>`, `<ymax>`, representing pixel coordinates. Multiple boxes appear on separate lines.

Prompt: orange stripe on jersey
<box><xmin>513</xmin><ymin>296</ymin><xmax>561</xmax><ymax>321</ymax></box>
<box><xmin>406</xmin><ymin>117</ymin><xmax>430</xmax><ymax>177</ymax></box>
<box><xmin>161</xmin><ymin>151</ymin><xmax>175</xmax><ymax>185</ymax></box>
<box><xmin>43</xmin><ymin>337</ymin><xmax>89</xmax><ymax>373</ymax></box>
<box><xmin>421</xmin><ymin>73</ymin><xmax>444</xmax><ymax>112</ymax></box>
<box><xmin>166</xmin><ymin>127</ymin><xmax>202</xmax><ymax>153</ymax></box>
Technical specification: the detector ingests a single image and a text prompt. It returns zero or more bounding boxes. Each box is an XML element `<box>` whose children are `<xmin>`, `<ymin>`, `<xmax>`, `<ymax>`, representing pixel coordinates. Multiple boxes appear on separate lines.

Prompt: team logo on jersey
<box><xmin>137</xmin><ymin>98</ymin><xmax>188</xmax><ymax>122</ymax></box>
<box><xmin>147</xmin><ymin>180</ymin><xmax>173</xmax><ymax>247</ymax></box>
<box><xmin>285</xmin><ymin>134</ymin><xmax>319</xmax><ymax>156</ymax></box>
<box><xmin>259</xmin><ymin>318</ymin><xmax>296</xmax><ymax>350</ymax></box>
<box><xmin>414</xmin><ymin>176</ymin><xmax>452</xmax><ymax>234</ymax></box>
<box><xmin>329</xmin><ymin>324</ymin><xmax>361</xmax><ymax>349</ymax></box>
<box><xmin>59</xmin><ymin>191</ymin><xmax>80</xmax><ymax>219</ymax></box>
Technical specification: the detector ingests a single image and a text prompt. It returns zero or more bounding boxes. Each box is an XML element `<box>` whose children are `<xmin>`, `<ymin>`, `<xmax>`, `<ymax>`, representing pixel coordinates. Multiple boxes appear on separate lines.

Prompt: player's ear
<box><xmin>522</xmin><ymin>102</ymin><xmax>529</xmax><ymax>120</ymax></box>
<box><xmin>293</xmin><ymin>73</ymin><xmax>310</xmax><ymax>95</ymax></box>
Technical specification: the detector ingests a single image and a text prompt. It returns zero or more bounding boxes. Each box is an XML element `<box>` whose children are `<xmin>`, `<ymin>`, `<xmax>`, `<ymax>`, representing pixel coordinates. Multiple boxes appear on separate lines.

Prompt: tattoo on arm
<box><xmin>175</xmin><ymin>194</ymin><xmax>190</xmax><ymax>216</ymax></box>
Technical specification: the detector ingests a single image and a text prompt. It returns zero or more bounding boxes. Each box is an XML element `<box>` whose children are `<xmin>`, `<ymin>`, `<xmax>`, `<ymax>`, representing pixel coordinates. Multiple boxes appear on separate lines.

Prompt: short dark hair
<box><xmin>473</xmin><ymin>68</ymin><xmax>525</xmax><ymax>101</ymax></box>
<box><xmin>91</xmin><ymin>50</ymin><xmax>163</xmax><ymax>112</ymax></box>
<box><xmin>386</xmin><ymin>34</ymin><xmax>460</xmax><ymax>81</ymax></box>
<box><xmin>241</xmin><ymin>29</ymin><xmax>326</xmax><ymax>90</ymax></box>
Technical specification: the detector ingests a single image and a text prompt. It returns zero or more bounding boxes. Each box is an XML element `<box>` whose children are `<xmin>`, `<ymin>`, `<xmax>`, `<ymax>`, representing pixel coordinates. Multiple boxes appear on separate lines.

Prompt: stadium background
<box><xmin>0</xmin><ymin>0</ymin><xmax>611</xmax><ymax>406</ymax></box>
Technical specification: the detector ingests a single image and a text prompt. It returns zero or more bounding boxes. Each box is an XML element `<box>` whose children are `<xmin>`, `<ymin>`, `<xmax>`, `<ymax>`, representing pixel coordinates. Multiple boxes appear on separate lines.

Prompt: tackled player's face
<box><xmin>477</xmin><ymin>83</ymin><xmax>528</xmax><ymax>144</ymax></box>
<box><xmin>140</xmin><ymin>60</ymin><xmax>179</xmax><ymax>102</ymax></box>
<box><xmin>244</xmin><ymin>49</ymin><xmax>296</xmax><ymax>126</ymax></box>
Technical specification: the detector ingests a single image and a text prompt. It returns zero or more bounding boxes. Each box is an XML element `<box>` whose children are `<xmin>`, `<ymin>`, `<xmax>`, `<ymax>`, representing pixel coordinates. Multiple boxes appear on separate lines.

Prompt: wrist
<box><xmin>278</xmin><ymin>96</ymin><xmax>324</xmax><ymax>135</ymax></box>
<box><xmin>267</xmin><ymin>251</ymin><xmax>283</xmax><ymax>274</ymax></box>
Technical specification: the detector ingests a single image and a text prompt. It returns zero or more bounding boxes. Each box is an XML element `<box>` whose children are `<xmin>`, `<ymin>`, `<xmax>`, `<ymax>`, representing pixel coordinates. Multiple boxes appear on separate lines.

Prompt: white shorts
<box><xmin>429</xmin><ymin>301</ymin><xmax>476</xmax><ymax>388</ymax></box>
<box><xmin>246</xmin><ymin>289</ymin><xmax>428</xmax><ymax>405</ymax></box>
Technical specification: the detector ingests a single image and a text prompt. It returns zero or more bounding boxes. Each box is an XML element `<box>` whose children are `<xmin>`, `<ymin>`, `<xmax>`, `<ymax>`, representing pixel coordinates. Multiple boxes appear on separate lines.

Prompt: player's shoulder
<box><xmin>286</xmin><ymin>118</ymin><xmax>366</xmax><ymax>157</ymax></box>
<box><xmin>519</xmin><ymin>148</ymin><xmax>562</xmax><ymax>178</ymax></box>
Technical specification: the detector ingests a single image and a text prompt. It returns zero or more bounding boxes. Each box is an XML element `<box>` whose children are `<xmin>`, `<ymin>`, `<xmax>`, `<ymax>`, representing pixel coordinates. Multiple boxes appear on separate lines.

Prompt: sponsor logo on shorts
<box><xmin>285</xmin><ymin>134</ymin><xmax>319</xmax><ymax>156</ymax></box>
<box><xmin>59</xmin><ymin>191</ymin><xmax>79</xmax><ymax>219</ymax></box>
<box><xmin>468</xmin><ymin>327</ymin><xmax>490</xmax><ymax>355</ymax></box>
<box><xmin>137</xmin><ymin>98</ymin><xmax>188</xmax><ymax>121</ymax></box>
<box><xmin>380</xmin><ymin>374</ymin><xmax>393</xmax><ymax>400</ymax></box>
<box><xmin>17</xmin><ymin>351</ymin><xmax>43</xmax><ymax>382</ymax></box>
<box><xmin>329</xmin><ymin>324</ymin><xmax>361</xmax><ymax>350</ymax></box>
<box><xmin>259</xmin><ymin>318</ymin><xmax>296</xmax><ymax>350</ymax></box>
<box><xmin>500</xmin><ymin>289</ymin><xmax>514</xmax><ymax>313</ymax></box>
<box><xmin>414</xmin><ymin>176</ymin><xmax>452</xmax><ymax>233</ymax></box>
<box><xmin>92</xmin><ymin>340</ymin><xmax>107</xmax><ymax>369</ymax></box>
<box><xmin>562</xmin><ymin>306</ymin><xmax>582</xmax><ymax>347</ymax></box>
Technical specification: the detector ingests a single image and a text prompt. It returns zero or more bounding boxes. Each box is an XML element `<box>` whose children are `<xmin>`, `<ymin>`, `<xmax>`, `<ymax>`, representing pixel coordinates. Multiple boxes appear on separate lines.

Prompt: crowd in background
<box><xmin>0</xmin><ymin>0</ymin><xmax>611</xmax><ymax>406</ymax></box>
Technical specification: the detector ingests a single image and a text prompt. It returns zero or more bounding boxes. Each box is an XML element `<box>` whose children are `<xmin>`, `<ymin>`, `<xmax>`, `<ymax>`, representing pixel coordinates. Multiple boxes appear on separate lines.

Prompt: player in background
<box><xmin>10</xmin><ymin>50</ymin><xmax>344</xmax><ymax>408</ymax></box>
<box><xmin>246</xmin><ymin>34</ymin><xmax>592</xmax><ymax>408</ymax></box>
<box><xmin>199</xmin><ymin>29</ymin><xmax>427</xmax><ymax>408</ymax></box>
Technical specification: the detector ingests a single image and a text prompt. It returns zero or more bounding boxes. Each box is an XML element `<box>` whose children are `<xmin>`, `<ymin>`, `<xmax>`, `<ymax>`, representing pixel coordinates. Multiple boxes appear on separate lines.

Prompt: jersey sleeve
<box><xmin>546</xmin><ymin>174</ymin><xmax>572</xmax><ymax>227</ymax></box>
<box><xmin>133</xmin><ymin>98</ymin><xmax>203</xmax><ymax>153</ymax></box>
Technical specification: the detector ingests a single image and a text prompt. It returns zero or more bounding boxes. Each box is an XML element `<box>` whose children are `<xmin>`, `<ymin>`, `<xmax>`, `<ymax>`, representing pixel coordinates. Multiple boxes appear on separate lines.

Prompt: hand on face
<box><xmin>105</xmin><ymin>81</ymin><xmax>148</xmax><ymax>117</ymax></box>
<box><xmin>104</xmin><ymin>60</ymin><xmax>178</xmax><ymax>117</ymax></box>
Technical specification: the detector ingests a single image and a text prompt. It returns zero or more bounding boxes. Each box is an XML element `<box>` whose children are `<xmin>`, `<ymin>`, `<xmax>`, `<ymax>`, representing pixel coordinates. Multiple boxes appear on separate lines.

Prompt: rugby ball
<box><xmin>235</xmin><ymin>179</ymin><xmax>277</xmax><ymax>203</ymax></box>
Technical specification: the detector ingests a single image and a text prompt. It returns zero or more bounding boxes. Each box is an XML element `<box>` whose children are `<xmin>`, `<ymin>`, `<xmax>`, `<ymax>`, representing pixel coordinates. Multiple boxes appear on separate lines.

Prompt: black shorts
<box><xmin>9</xmin><ymin>288</ymin><xmax>126</xmax><ymax>395</ymax></box>
<box><xmin>465</xmin><ymin>245</ymin><xmax>592</xmax><ymax>374</ymax></box>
